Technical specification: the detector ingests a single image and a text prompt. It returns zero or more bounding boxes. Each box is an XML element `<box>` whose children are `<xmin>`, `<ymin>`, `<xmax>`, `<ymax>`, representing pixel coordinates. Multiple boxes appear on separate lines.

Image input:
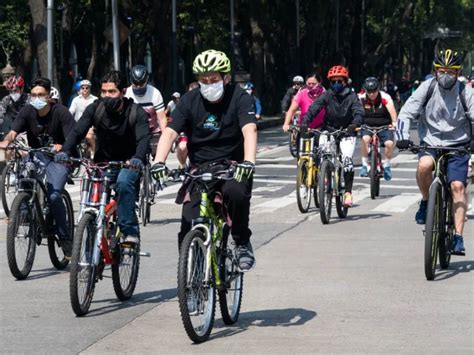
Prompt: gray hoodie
<box><xmin>396</xmin><ymin>78</ymin><xmax>474</xmax><ymax>146</ymax></box>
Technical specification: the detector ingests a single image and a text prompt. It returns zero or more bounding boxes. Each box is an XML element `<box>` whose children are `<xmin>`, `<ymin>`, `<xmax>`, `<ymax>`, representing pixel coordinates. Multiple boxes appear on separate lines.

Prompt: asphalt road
<box><xmin>0</xmin><ymin>126</ymin><xmax>472</xmax><ymax>354</ymax></box>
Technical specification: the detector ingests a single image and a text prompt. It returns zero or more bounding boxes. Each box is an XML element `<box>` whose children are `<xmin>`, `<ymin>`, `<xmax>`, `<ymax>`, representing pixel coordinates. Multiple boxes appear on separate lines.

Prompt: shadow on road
<box><xmin>19</xmin><ymin>267</ymin><xmax>66</xmax><ymax>281</ymax></box>
<box><xmin>146</xmin><ymin>218</ymin><xmax>181</xmax><ymax>226</ymax></box>
<box><xmin>83</xmin><ymin>288</ymin><xmax>177</xmax><ymax>317</ymax></box>
<box><xmin>329</xmin><ymin>212</ymin><xmax>391</xmax><ymax>224</ymax></box>
<box><xmin>211</xmin><ymin>307</ymin><xmax>317</xmax><ymax>340</ymax></box>
<box><xmin>434</xmin><ymin>260</ymin><xmax>473</xmax><ymax>281</ymax></box>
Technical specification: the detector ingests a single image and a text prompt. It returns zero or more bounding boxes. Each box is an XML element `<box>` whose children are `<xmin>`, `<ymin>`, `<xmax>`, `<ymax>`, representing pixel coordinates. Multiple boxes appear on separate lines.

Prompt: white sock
<box><xmin>383</xmin><ymin>159</ymin><xmax>391</xmax><ymax>168</ymax></box>
<box><xmin>362</xmin><ymin>157</ymin><xmax>368</xmax><ymax>166</ymax></box>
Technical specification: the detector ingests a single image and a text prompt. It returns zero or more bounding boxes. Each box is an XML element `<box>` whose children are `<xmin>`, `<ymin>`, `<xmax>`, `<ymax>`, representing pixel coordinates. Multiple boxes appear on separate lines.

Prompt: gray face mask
<box><xmin>437</xmin><ymin>73</ymin><xmax>457</xmax><ymax>89</ymax></box>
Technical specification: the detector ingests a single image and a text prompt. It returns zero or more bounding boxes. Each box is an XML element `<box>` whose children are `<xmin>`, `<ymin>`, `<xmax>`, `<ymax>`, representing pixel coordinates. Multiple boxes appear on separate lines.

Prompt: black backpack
<box><xmin>93</xmin><ymin>101</ymin><xmax>139</xmax><ymax>129</ymax></box>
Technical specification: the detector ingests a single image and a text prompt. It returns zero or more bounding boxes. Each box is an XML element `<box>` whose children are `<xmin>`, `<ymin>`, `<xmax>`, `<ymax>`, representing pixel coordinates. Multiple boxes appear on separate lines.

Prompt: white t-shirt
<box><xmin>69</xmin><ymin>94</ymin><xmax>98</xmax><ymax>121</ymax></box>
<box><xmin>166</xmin><ymin>100</ymin><xmax>177</xmax><ymax>114</ymax></box>
<box><xmin>125</xmin><ymin>84</ymin><xmax>165</xmax><ymax>131</ymax></box>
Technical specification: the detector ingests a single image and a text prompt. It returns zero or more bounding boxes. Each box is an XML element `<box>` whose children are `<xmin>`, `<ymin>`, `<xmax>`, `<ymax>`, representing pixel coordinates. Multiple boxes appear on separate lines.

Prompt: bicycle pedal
<box><xmin>139</xmin><ymin>251</ymin><xmax>151</xmax><ymax>257</ymax></box>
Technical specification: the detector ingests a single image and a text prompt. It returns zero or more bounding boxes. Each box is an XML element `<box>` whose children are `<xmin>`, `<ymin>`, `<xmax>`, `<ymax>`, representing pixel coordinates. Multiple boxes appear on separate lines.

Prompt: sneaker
<box><xmin>236</xmin><ymin>242</ymin><xmax>255</xmax><ymax>272</ymax></box>
<box><xmin>359</xmin><ymin>165</ymin><xmax>369</xmax><ymax>177</ymax></box>
<box><xmin>416</xmin><ymin>200</ymin><xmax>428</xmax><ymax>224</ymax></box>
<box><xmin>123</xmin><ymin>235</ymin><xmax>140</xmax><ymax>246</ymax></box>
<box><xmin>384</xmin><ymin>166</ymin><xmax>392</xmax><ymax>181</ymax></box>
<box><xmin>343</xmin><ymin>192</ymin><xmax>353</xmax><ymax>207</ymax></box>
<box><xmin>452</xmin><ymin>234</ymin><xmax>465</xmax><ymax>256</ymax></box>
<box><xmin>61</xmin><ymin>238</ymin><xmax>73</xmax><ymax>260</ymax></box>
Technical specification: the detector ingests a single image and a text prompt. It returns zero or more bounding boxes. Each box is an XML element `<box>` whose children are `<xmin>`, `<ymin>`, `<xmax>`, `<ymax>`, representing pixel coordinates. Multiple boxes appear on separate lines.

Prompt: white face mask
<box><xmin>10</xmin><ymin>93</ymin><xmax>21</xmax><ymax>102</ymax></box>
<box><xmin>199</xmin><ymin>80</ymin><xmax>224</xmax><ymax>102</ymax></box>
<box><xmin>30</xmin><ymin>97</ymin><xmax>48</xmax><ymax>111</ymax></box>
<box><xmin>246</xmin><ymin>89</ymin><xmax>252</xmax><ymax>96</ymax></box>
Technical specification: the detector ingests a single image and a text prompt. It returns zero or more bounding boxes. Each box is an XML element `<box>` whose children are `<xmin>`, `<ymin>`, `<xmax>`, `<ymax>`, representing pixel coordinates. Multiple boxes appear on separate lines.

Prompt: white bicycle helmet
<box><xmin>80</xmin><ymin>79</ymin><xmax>92</xmax><ymax>87</ymax></box>
<box><xmin>292</xmin><ymin>75</ymin><xmax>304</xmax><ymax>84</ymax></box>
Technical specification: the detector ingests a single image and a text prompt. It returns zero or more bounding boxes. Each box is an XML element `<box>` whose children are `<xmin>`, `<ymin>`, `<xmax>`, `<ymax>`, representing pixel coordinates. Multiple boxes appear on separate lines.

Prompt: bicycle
<box><xmin>69</xmin><ymin>159</ymin><xmax>147</xmax><ymax>316</ymax></box>
<box><xmin>360</xmin><ymin>125</ymin><xmax>392</xmax><ymax>199</ymax></box>
<box><xmin>288</xmin><ymin>115</ymin><xmax>300</xmax><ymax>158</ymax></box>
<box><xmin>70</xmin><ymin>139</ymin><xmax>91</xmax><ymax>178</ymax></box>
<box><xmin>5</xmin><ymin>143</ymin><xmax>74</xmax><ymax>280</ymax></box>
<box><xmin>404</xmin><ymin>144</ymin><xmax>470</xmax><ymax>281</ymax></box>
<box><xmin>138</xmin><ymin>155</ymin><xmax>161</xmax><ymax>226</ymax></box>
<box><xmin>175</xmin><ymin>165</ymin><xmax>244</xmax><ymax>343</ymax></box>
<box><xmin>318</xmin><ymin>128</ymin><xmax>350</xmax><ymax>224</ymax></box>
<box><xmin>292</xmin><ymin>125</ymin><xmax>320</xmax><ymax>212</ymax></box>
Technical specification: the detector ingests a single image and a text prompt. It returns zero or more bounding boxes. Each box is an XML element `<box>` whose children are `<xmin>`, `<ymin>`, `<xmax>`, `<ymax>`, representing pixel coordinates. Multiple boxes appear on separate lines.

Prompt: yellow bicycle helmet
<box><xmin>433</xmin><ymin>49</ymin><xmax>462</xmax><ymax>70</ymax></box>
<box><xmin>192</xmin><ymin>49</ymin><xmax>231</xmax><ymax>74</ymax></box>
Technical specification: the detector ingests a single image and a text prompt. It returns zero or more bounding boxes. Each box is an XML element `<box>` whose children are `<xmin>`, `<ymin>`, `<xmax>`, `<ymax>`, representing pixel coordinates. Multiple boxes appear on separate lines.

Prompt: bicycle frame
<box><xmin>298</xmin><ymin>132</ymin><xmax>318</xmax><ymax>187</ymax></box>
<box><xmin>319</xmin><ymin>130</ymin><xmax>345</xmax><ymax>191</ymax></box>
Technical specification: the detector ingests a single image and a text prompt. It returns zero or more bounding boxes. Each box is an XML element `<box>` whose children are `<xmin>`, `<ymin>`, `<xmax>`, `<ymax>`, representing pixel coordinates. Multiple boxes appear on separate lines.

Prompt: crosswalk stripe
<box><xmin>372</xmin><ymin>193</ymin><xmax>420</xmax><ymax>213</ymax></box>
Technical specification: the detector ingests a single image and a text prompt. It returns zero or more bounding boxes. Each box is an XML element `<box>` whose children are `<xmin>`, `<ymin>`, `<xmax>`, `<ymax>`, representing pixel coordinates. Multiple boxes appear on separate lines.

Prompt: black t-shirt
<box><xmin>11</xmin><ymin>103</ymin><xmax>75</xmax><ymax>147</ymax></box>
<box><xmin>169</xmin><ymin>84</ymin><xmax>257</xmax><ymax>165</ymax></box>
<box><xmin>360</xmin><ymin>93</ymin><xmax>391</xmax><ymax>126</ymax></box>
<box><xmin>61</xmin><ymin>98</ymin><xmax>151</xmax><ymax>163</ymax></box>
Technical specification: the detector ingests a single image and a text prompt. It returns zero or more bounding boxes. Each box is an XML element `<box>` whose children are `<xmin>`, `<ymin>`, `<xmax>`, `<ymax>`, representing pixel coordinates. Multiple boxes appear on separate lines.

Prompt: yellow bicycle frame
<box><xmin>298</xmin><ymin>134</ymin><xmax>318</xmax><ymax>186</ymax></box>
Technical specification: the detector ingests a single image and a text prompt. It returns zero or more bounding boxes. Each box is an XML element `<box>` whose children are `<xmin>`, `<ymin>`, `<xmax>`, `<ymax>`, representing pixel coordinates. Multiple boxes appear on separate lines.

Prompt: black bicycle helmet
<box><xmin>433</xmin><ymin>49</ymin><xmax>462</xmax><ymax>70</ymax></box>
<box><xmin>130</xmin><ymin>65</ymin><xmax>149</xmax><ymax>86</ymax></box>
<box><xmin>363</xmin><ymin>77</ymin><xmax>379</xmax><ymax>91</ymax></box>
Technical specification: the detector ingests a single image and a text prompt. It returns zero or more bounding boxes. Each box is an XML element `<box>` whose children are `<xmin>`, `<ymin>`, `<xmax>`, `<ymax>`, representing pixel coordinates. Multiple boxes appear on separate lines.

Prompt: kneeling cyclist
<box><xmin>151</xmin><ymin>49</ymin><xmax>257</xmax><ymax>272</ymax></box>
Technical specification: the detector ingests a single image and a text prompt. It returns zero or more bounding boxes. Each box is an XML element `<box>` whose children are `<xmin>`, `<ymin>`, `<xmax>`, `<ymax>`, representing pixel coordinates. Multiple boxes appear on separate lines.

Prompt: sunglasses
<box><xmin>330</xmin><ymin>80</ymin><xmax>344</xmax><ymax>84</ymax></box>
<box><xmin>367</xmin><ymin>90</ymin><xmax>378</xmax><ymax>94</ymax></box>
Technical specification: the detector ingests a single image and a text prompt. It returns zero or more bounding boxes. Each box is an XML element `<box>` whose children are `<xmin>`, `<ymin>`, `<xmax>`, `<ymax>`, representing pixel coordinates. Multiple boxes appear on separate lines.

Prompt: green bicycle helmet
<box><xmin>192</xmin><ymin>49</ymin><xmax>231</xmax><ymax>74</ymax></box>
<box><xmin>433</xmin><ymin>49</ymin><xmax>462</xmax><ymax>70</ymax></box>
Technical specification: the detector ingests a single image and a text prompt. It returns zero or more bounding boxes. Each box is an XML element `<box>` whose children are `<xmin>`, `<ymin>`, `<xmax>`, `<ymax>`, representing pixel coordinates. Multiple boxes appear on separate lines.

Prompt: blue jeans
<box><xmin>107</xmin><ymin>168</ymin><xmax>141</xmax><ymax>237</ymax></box>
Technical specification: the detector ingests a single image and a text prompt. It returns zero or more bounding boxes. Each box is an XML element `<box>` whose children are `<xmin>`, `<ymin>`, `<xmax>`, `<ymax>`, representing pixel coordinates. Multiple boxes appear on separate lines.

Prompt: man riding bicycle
<box><xmin>301</xmin><ymin>65</ymin><xmax>364</xmax><ymax>207</ymax></box>
<box><xmin>58</xmin><ymin>71</ymin><xmax>151</xmax><ymax>247</ymax></box>
<box><xmin>151</xmin><ymin>49</ymin><xmax>258</xmax><ymax>272</ymax></box>
<box><xmin>0</xmin><ymin>78</ymin><xmax>76</xmax><ymax>257</ymax></box>
<box><xmin>358</xmin><ymin>77</ymin><xmax>398</xmax><ymax>180</ymax></box>
<box><xmin>281</xmin><ymin>75</ymin><xmax>304</xmax><ymax>115</ymax></box>
<box><xmin>396</xmin><ymin>49</ymin><xmax>474</xmax><ymax>255</ymax></box>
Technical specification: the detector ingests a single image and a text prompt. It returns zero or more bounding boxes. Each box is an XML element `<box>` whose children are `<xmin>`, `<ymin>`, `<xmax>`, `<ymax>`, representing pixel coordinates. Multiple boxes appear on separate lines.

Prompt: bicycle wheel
<box><xmin>318</xmin><ymin>160</ymin><xmax>333</xmax><ymax>224</ymax></box>
<box><xmin>112</xmin><ymin>239</ymin><xmax>140</xmax><ymax>300</ymax></box>
<box><xmin>424</xmin><ymin>182</ymin><xmax>442</xmax><ymax>281</ymax></box>
<box><xmin>313</xmin><ymin>160</ymin><xmax>320</xmax><ymax>208</ymax></box>
<box><xmin>335</xmin><ymin>167</ymin><xmax>348</xmax><ymax>218</ymax></box>
<box><xmin>289</xmin><ymin>131</ymin><xmax>298</xmax><ymax>158</ymax></box>
<box><xmin>218</xmin><ymin>225</ymin><xmax>243</xmax><ymax>325</ymax></box>
<box><xmin>70</xmin><ymin>212</ymin><xmax>97</xmax><ymax>316</ymax></box>
<box><xmin>296</xmin><ymin>159</ymin><xmax>312</xmax><ymax>213</ymax></box>
<box><xmin>369</xmin><ymin>149</ymin><xmax>379</xmax><ymax>199</ymax></box>
<box><xmin>1</xmin><ymin>161</ymin><xmax>18</xmax><ymax>217</ymax></box>
<box><xmin>71</xmin><ymin>144</ymin><xmax>83</xmax><ymax>178</ymax></box>
<box><xmin>178</xmin><ymin>229</ymin><xmax>216</xmax><ymax>343</ymax></box>
<box><xmin>438</xmin><ymin>194</ymin><xmax>453</xmax><ymax>269</ymax></box>
<box><xmin>48</xmin><ymin>190</ymin><xmax>74</xmax><ymax>269</ymax></box>
<box><xmin>6</xmin><ymin>192</ymin><xmax>37</xmax><ymax>280</ymax></box>
<box><xmin>139</xmin><ymin>167</ymin><xmax>150</xmax><ymax>226</ymax></box>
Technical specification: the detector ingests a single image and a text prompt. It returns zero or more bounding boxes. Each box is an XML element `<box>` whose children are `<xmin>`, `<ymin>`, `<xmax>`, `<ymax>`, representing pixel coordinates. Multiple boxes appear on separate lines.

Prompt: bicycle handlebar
<box><xmin>404</xmin><ymin>144</ymin><xmax>470</xmax><ymax>155</ymax></box>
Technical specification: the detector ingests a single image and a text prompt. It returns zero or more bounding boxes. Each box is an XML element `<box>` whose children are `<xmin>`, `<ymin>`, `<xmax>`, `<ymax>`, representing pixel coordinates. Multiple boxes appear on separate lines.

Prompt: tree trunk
<box><xmin>28</xmin><ymin>0</ymin><xmax>48</xmax><ymax>78</ymax></box>
<box><xmin>87</xmin><ymin>33</ymin><xmax>97</xmax><ymax>80</ymax></box>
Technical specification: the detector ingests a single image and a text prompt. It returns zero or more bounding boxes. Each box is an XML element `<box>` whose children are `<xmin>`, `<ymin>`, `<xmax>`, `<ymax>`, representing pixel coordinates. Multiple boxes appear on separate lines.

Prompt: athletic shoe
<box><xmin>416</xmin><ymin>200</ymin><xmax>428</xmax><ymax>224</ymax></box>
<box><xmin>360</xmin><ymin>165</ymin><xmax>369</xmax><ymax>177</ymax></box>
<box><xmin>343</xmin><ymin>192</ymin><xmax>353</xmax><ymax>207</ymax></box>
<box><xmin>452</xmin><ymin>234</ymin><xmax>465</xmax><ymax>256</ymax></box>
<box><xmin>384</xmin><ymin>166</ymin><xmax>392</xmax><ymax>181</ymax></box>
<box><xmin>236</xmin><ymin>242</ymin><xmax>255</xmax><ymax>272</ymax></box>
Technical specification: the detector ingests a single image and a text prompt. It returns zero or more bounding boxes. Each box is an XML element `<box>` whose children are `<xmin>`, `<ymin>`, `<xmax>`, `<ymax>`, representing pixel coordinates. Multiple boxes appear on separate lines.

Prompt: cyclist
<box><xmin>358</xmin><ymin>77</ymin><xmax>398</xmax><ymax>180</ymax></box>
<box><xmin>301</xmin><ymin>65</ymin><xmax>364</xmax><ymax>207</ymax></box>
<box><xmin>165</xmin><ymin>92</ymin><xmax>181</xmax><ymax>117</ymax></box>
<box><xmin>282</xmin><ymin>72</ymin><xmax>325</xmax><ymax>132</ymax></box>
<box><xmin>125</xmin><ymin>65</ymin><xmax>166</xmax><ymax>158</ymax></box>
<box><xmin>0</xmin><ymin>77</ymin><xmax>76</xmax><ymax>257</ymax></box>
<box><xmin>69</xmin><ymin>79</ymin><xmax>98</xmax><ymax>158</ymax></box>
<box><xmin>396</xmin><ymin>49</ymin><xmax>474</xmax><ymax>255</ymax></box>
<box><xmin>281</xmin><ymin>75</ymin><xmax>304</xmax><ymax>115</ymax></box>
<box><xmin>244</xmin><ymin>82</ymin><xmax>262</xmax><ymax>120</ymax></box>
<box><xmin>57</xmin><ymin>70</ymin><xmax>151</xmax><ymax>247</ymax></box>
<box><xmin>151</xmin><ymin>49</ymin><xmax>257</xmax><ymax>272</ymax></box>
<box><xmin>0</xmin><ymin>75</ymin><xmax>29</xmax><ymax>137</ymax></box>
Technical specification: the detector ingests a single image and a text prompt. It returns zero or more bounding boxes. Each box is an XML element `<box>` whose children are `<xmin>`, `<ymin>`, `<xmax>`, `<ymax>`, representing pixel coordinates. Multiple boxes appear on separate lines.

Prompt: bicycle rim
<box><xmin>112</xmin><ymin>241</ymin><xmax>140</xmax><ymax>300</ymax></box>
<box><xmin>48</xmin><ymin>190</ymin><xmax>74</xmax><ymax>269</ymax></box>
<box><xmin>370</xmin><ymin>150</ymin><xmax>377</xmax><ymax>199</ymax></box>
<box><xmin>319</xmin><ymin>160</ymin><xmax>333</xmax><ymax>224</ymax></box>
<box><xmin>335</xmin><ymin>167</ymin><xmax>348</xmax><ymax>218</ymax></box>
<box><xmin>424</xmin><ymin>184</ymin><xmax>441</xmax><ymax>280</ymax></box>
<box><xmin>1</xmin><ymin>161</ymin><xmax>17</xmax><ymax>217</ymax></box>
<box><xmin>438</xmin><ymin>194</ymin><xmax>452</xmax><ymax>269</ymax></box>
<box><xmin>296</xmin><ymin>159</ymin><xmax>311</xmax><ymax>213</ymax></box>
<box><xmin>178</xmin><ymin>230</ymin><xmax>215</xmax><ymax>343</ymax></box>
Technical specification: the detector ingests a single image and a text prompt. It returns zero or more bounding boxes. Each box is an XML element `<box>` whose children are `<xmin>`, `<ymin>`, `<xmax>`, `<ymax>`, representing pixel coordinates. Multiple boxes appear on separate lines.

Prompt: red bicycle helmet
<box><xmin>4</xmin><ymin>75</ymin><xmax>25</xmax><ymax>91</ymax></box>
<box><xmin>327</xmin><ymin>66</ymin><xmax>349</xmax><ymax>79</ymax></box>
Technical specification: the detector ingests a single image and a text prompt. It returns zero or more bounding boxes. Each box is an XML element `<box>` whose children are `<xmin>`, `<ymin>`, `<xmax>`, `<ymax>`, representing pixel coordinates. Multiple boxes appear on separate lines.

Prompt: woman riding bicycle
<box><xmin>301</xmin><ymin>65</ymin><xmax>364</xmax><ymax>207</ymax></box>
<box><xmin>358</xmin><ymin>77</ymin><xmax>398</xmax><ymax>180</ymax></box>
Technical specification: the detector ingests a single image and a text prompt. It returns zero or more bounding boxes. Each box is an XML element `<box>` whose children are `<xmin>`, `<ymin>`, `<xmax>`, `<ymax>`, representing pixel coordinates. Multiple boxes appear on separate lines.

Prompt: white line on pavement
<box><xmin>372</xmin><ymin>193</ymin><xmax>421</xmax><ymax>213</ymax></box>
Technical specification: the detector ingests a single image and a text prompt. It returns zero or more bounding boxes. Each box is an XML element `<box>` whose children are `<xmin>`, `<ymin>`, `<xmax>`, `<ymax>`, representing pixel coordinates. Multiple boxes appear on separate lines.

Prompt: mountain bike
<box><xmin>360</xmin><ymin>125</ymin><xmax>392</xmax><ymax>199</ymax></box>
<box><xmin>318</xmin><ymin>129</ymin><xmax>349</xmax><ymax>224</ymax></box>
<box><xmin>69</xmin><ymin>159</ymin><xmax>146</xmax><ymax>316</ymax></box>
<box><xmin>5</xmin><ymin>143</ymin><xmax>74</xmax><ymax>280</ymax></box>
<box><xmin>292</xmin><ymin>125</ymin><xmax>320</xmax><ymax>212</ymax></box>
<box><xmin>405</xmin><ymin>144</ymin><xmax>470</xmax><ymax>281</ymax></box>
<box><xmin>176</xmin><ymin>165</ymin><xmax>243</xmax><ymax>343</ymax></box>
<box><xmin>138</xmin><ymin>156</ymin><xmax>161</xmax><ymax>226</ymax></box>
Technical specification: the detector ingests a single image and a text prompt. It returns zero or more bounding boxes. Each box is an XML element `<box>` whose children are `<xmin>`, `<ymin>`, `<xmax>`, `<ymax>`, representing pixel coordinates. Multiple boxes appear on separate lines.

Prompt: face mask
<box><xmin>199</xmin><ymin>81</ymin><xmax>224</xmax><ymax>102</ymax></box>
<box><xmin>308</xmin><ymin>85</ymin><xmax>324</xmax><ymax>99</ymax></box>
<box><xmin>437</xmin><ymin>73</ymin><xmax>457</xmax><ymax>89</ymax></box>
<box><xmin>246</xmin><ymin>89</ymin><xmax>252</xmax><ymax>96</ymax></box>
<box><xmin>331</xmin><ymin>82</ymin><xmax>344</xmax><ymax>94</ymax></box>
<box><xmin>102</xmin><ymin>96</ymin><xmax>123</xmax><ymax>113</ymax></box>
<box><xmin>132</xmin><ymin>85</ymin><xmax>147</xmax><ymax>97</ymax></box>
<box><xmin>30</xmin><ymin>97</ymin><xmax>48</xmax><ymax>111</ymax></box>
<box><xmin>10</xmin><ymin>93</ymin><xmax>21</xmax><ymax>102</ymax></box>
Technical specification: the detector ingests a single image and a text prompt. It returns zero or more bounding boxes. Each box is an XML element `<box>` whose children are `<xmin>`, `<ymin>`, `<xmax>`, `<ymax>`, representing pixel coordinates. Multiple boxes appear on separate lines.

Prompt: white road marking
<box><xmin>257</xmin><ymin>156</ymin><xmax>296</xmax><ymax>162</ymax></box>
<box><xmin>372</xmin><ymin>193</ymin><xmax>421</xmax><ymax>213</ymax></box>
<box><xmin>252</xmin><ymin>185</ymin><xmax>285</xmax><ymax>193</ymax></box>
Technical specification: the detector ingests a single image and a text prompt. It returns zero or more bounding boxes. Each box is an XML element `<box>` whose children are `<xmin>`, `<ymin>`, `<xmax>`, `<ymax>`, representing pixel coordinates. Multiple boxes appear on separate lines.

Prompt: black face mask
<box><xmin>102</xmin><ymin>96</ymin><xmax>123</xmax><ymax>113</ymax></box>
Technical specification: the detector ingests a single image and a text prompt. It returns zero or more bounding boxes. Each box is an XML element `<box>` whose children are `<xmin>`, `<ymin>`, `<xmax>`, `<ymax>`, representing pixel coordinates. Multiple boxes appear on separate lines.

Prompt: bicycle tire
<box><xmin>112</xmin><ymin>239</ymin><xmax>140</xmax><ymax>301</ymax></box>
<box><xmin>438</xmin><ymin>194</ymin><xmax>453</xmax><ymax>269</ymax></box>
<box><xmin>1</xmin><ymin>161</ymin><xmax>17</xmax><ymax>217</ymax></box>
<box><xmin>335</xmin><ymin>167</ymin><xmax>348</xmax><ymax>218</ymax></box>
<box><xmin>289</xmin><ymin>131</ymin><xmax>298</xmax><ymax>158</ymax></box>
<box><xmin>6</xmin><ymin>192</ymin><xmax>37</xmax><ymax>280</ymax></box>
<box><xmin>313</xmin><ymin>160</ymin><xmax>320</xmax><ymax>208</ymax></box>
<box><xmin>218</xmin><ymin>225</ymin><xmax>243</xmax><ymax>325</ymax></box>
<box><xmin>48</xmin><ymin>190</ymin><xmax>74</xmax><ymax>270</ymax></box>
<box><xmin>139</xmin><ymin>166</ymin><xmax>150</xmax><ymax>226</ymax></box>
<box><xmin>296</xmin><ymin>159</ymin><xmax>311</xmax><ymax>213</ymax></box>
<box><xmin>370</xmin><ymin>149</ymin><xmax>378</xmax><ymax>199</ymax></box>
<box><xmin>71</xmin><ymin>145</ymin><xmax>83</xmax><ymax>178</ymax></box>
<box><xmin>178</xmin><ymin>229</ymin><xmax>216</xmax><ymax>343</ymax></box>
<box><xmin>319</xmin><ymin>160</ymin><xmax>333</xmax><ymax>224</ymax></box>
<box><xmin>424</xmin><ymin>182</ymin><xmax>441</xmax><ymax>281</ymax></box>
<box><xmin>70</xmin><ymin>212</ymin><xmax>97</xmax><ymax>316</ymax></box>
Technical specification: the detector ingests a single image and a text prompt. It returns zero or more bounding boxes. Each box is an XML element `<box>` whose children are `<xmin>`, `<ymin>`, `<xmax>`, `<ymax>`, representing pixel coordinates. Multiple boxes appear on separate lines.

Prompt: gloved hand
<box><xmin>347</xmin><ymin>124</ymin><xmax>358</xmax><ymax>135</ymax></box>
<box><xmin>396</xmin><ymin>139</ymin><xmax>413</xmax><ymax>150</ymax></box>
<box><xmin>129</xmin><ymin>157</ymin><xmax>144</xmax><ymax>171</ymax></box>
<box><xmin>234</xmin><ymin>160</ymin><xmax>255</xmax><ymax>182</ymax></box>
<box><xmin>54</xmin><ymin>151</ymin><xmax>69</xmax><ymax>164</ymax></box>
<box><xmin>151</xmin><ymin>162</ymin><xmax>169</xmax><ymax>184</ymax></box>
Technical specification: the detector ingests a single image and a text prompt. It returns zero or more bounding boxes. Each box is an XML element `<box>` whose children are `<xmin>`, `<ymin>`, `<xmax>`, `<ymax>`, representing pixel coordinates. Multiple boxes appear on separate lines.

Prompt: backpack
<box><xmin>93</xmin><ymin>101</ymin><xmax>139</xmax><ymax>129</ymax></box>
<box><xmin>423</xmin><ymin>79</ymin><xmax>469</xmax><ymax>119</ymax></box>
